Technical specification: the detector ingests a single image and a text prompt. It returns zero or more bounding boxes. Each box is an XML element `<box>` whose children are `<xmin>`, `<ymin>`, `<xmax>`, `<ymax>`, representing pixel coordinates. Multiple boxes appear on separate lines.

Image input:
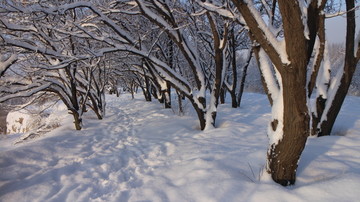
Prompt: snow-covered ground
<box><xmin>1</xmin><ymin>93</ymin><xmax>360</xmax><ymax>202</ymax></box>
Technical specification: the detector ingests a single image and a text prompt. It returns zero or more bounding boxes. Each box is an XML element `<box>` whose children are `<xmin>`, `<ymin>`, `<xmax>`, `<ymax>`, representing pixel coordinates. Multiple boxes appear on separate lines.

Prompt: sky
<box><xmin>325</xmin><ymin>5</ymin><xmax>360</xmax><ymax>44</ymax></box>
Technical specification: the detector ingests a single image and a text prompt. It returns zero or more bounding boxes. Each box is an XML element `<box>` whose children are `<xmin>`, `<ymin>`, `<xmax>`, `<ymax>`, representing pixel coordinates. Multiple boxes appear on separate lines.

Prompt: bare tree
<box><xmin>200</xmin><ymin>0</ymin><xmax>359</xmax><ymax>185</ymax></box>
<box><xmin>311</xmin><ymin>0</ymin><xmax>360</xmax><ymax>137</ymax></box>
<box><xmin>0</xmin><ymin>1</ymin><xmax>109</xmax><ymax>130</ymax></box>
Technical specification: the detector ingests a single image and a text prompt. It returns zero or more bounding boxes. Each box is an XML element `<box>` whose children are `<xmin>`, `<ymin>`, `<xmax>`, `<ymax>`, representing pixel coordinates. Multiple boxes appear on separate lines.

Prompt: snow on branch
<box><xmin>258</xmin><ymin>48</ymin><xmax>280</xmax><ymax>101</ymax></box>
<box><xmin>232</xmin><ymin>0</ymin><xmax>290</xmax><ymax>66</ymax></box>
<box><xmin>2</xmin><ymin>1</ymin><xmax>136</xmax><ymax>45</ymax></box>
<box><xmin>135</xmin><ymin>0</ymin><xmax>205</xmax><ymax>92</ymax></box>
<box><xmin>245</xmin><ymin>0</ymin><xmax>289</xmax><ymax>64</ymax></box>
<box><xmin>325</xmin><ymin>5</ymin><xmax>360</xmax><ymax>18</ymax></box>
<box><xmin>93</xmin><ymin>44</ymin><xmax>192</xmax><ymax>95</ymax></box>
<box><xmin>298</xmin><ymin>0</ymin><xmax>310</xmax><ymax>40</ymax></box>
<box><xmin>195</xmin><ymin>0</ymin><xmax>241</xmax><ymax>21</ymax></box>
<box><xmin>1</xmin><ymin>35</ymin><xmax>65</xmax><ymax>58</ymax></box>
<box><xmin>315</xmin><ymin>41</ymin><xmax>331</xmax><ymax>99</ymax></box>
<box><xmin>0</xmin><ymin>82</ymin><xmax>51</xmax><ymax>103</ymax></box>
<box><xmin>135</xmin><ymin>0</ymin><xmax>180</xmax><ymax>42</ymax></box>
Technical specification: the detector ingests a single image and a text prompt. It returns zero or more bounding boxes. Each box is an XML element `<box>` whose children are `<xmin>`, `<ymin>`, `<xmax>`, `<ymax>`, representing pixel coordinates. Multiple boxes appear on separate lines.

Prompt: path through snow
<box><xmin>0</xmin><ymin>95</ymin><xmax>184</xmax><ymax>201</ymax></box>
<box><xmin>1</xmin><ymin>93</ymin><xmax>360</xmax><ymax>201</ymax></box>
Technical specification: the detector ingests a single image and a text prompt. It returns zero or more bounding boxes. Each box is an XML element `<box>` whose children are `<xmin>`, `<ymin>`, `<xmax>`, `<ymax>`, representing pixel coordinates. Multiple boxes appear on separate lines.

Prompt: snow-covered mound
<box><xmin>0</xmin><ymin>93</ymin><xmax>360</xmax><ymax>201</ymax></box>
<box><xmin>6</xmin><ymin>109</ymin><xmax>41</xmax><ymax>134</ymax></box>
<box><xmin>4</xmin><ymin>101</ymin><xmax>68</xmax><ymax>145</ymax></box>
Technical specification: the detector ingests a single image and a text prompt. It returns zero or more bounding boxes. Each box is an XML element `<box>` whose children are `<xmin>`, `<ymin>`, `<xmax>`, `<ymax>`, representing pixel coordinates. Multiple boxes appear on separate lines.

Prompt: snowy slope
<box><xmin>0</xmin><ymin>93</ymin><xmax>360</xmax><ymax>202</ymax></box>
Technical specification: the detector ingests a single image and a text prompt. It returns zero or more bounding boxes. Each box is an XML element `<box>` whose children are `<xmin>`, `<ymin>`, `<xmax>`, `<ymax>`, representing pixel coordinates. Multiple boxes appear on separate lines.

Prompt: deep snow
<box><xmin>1</xmin><ymin>93</ymin><xmax>360</xmax><ymax>202</ymax></box>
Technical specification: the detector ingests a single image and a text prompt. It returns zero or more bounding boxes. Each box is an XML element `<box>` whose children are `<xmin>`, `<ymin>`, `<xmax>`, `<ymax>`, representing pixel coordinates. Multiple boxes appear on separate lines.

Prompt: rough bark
<box><xmin>267</xmin><ymin>71</ymin><xmax>310</xmax><ymax>186</ymax></box>
<box><xmin>234</xmin><ymin>0</ymin><xmax>315</xmax><ymax>185</ymax></box>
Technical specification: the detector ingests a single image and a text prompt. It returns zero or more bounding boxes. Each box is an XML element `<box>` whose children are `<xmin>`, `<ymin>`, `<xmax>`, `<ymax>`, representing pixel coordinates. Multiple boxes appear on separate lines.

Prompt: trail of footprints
<box><xmin>41</xmin><ymin>100</ymin><xmax>180</xmax><ymax>201</ymax></box>
<box><xmin>81</xmin><ymin>104</ymin><xmax>177</xmax><ymax>200</ymax></box>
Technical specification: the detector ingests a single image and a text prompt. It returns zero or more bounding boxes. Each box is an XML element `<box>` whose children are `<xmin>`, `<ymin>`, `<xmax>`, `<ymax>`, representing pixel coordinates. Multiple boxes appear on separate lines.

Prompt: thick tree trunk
<box><xmin>267</xmin><ymin>73</ymin><xmax>310</xmax><ymax>186</ymax></box>
<box><xmin>234</xmin><ymin>0</ymin><xmax>325</xmax><ymax>186</ymax></box>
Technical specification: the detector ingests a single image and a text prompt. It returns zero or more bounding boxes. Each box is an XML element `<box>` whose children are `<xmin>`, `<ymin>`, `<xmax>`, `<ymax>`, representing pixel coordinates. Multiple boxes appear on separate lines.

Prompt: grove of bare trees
<box><xmin>1</xmin><ymin>0</ymin><xmax>358</xmax><ymax>186</ymax></box>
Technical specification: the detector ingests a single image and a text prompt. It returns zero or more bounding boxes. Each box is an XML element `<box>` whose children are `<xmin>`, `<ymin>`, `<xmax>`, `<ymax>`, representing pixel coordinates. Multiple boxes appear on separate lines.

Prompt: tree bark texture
<box><xmin>234</xmin><ymin>0</ymin><xmax>314</xmax><ymax>185</ymax></box>
<box><xmin>267</xmin><ymin>72</ymin><xmax>310</xmax><ymax>186</ymax></box>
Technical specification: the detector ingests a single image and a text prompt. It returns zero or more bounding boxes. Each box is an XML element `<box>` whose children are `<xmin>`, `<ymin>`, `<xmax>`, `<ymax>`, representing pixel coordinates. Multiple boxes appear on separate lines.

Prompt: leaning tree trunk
<box><xmin>267</xmin><ymin>72</ymin><xmax>310</xmax><ymax>186</ymax></box>
<box><xmin>316</xmin><ymin>0</ymin><xmax>358</xmax><ymax>137</ymax></box>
